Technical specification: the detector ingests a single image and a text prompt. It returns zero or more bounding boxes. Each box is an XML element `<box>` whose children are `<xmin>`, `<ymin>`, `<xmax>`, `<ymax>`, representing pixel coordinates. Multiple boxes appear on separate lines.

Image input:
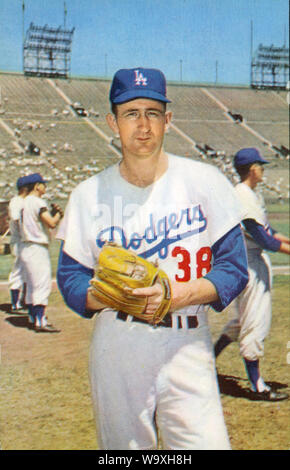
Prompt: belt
<box><xmin>116</xmin><ymin>311</ymin><xmax>199</xmax><ymax>329</ymax></box>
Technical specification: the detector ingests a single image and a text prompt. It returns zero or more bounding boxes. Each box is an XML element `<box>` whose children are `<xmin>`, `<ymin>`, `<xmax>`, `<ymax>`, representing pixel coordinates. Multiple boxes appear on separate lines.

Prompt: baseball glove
<box><xmin>50</xmin><ymin>203</ymin><xmax>64</xmax><ymax>218</ymax></box>
<box><xmin>90</xmin><ymin>243</ymin><xmax>172</xmax><ymax>325</ymax></box>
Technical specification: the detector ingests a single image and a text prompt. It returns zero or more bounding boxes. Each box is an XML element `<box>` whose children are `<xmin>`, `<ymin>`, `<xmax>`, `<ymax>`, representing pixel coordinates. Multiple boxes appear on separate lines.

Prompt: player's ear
<box><xmin>164</xmin><ymin>110</ymin><xmax>172</xmax><ymax>132</ymax></box>
<box><xmin>106</xmin><ymin>113</ymin><xmax>119</xmax><ymax>133</ymax></box>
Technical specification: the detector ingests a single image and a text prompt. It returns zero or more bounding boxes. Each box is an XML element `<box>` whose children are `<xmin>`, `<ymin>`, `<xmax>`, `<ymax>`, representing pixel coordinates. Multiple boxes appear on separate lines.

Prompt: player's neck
<box><xmin>30</xmin><ymin>188</ymin><xmax>42</xmax><ymax>198</ymax></box>
<box><xmin>119</xmin><ymin>150</ymin><xmax>168</xmax><ymax>188</ymax></box>
<box><xmin>243</xmin><ymin>178</ymin><xmax>257</xmax><ymax>190</ymax></box>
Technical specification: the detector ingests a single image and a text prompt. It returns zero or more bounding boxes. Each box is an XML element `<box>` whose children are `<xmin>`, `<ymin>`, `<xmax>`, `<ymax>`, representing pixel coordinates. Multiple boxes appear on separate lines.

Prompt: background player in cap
<box><xmin>57</xmin><ymin>67</ymin><xmax>249</xmax><ymax>450</ymax></box>
<box><xmin>20</xmin><ymin>173</ymin><xmax>63</xmax><ymax>332</ymax></box>
<box><xmin>8</xmin><ymin>176</ymin><xmax>29</xmax><ymax>311</ymax></box>
<box><xmin>214</xmin><ymin>148</ymin><xmax>290</xmax><ymax>401</ymax></box>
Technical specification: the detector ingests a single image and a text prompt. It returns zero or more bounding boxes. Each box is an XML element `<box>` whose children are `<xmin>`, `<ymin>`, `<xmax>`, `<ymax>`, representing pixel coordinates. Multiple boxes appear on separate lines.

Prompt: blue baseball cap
<box><xmin>234</xmin><ymin>148</ymin><xmax>270</xmax><ymax>168</ymax></box>
<box><xmin>109</xmin><ymin>67</ymin><xmax>171</xmax><ymax>104</ymax></box>
<box><xmin>22</xmin><ymin>173</ymin><xmax>48</xmax><ymax>185</ymax></box>
<box><xmin>16</xmin><ymin>176</ymin><xmax>27</xmax><ymax>189</ymax></box>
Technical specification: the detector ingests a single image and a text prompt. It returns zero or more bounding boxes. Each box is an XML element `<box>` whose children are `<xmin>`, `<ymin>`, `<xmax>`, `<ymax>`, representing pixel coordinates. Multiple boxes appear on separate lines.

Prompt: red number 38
<box><xmin>172</xmin><ymin>246</ymin><xmax>212</xmax><ymax>281</ymax></box>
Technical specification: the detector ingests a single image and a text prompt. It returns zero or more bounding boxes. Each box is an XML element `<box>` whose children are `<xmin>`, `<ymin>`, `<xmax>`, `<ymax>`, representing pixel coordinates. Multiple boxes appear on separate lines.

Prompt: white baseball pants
<box><xmin>8</xmin><ymin>243</ymin><xmax>26</xmax><ymax>290</ymax></box>
<box><xmin>222</xmin><ymin>249</ymin><xmax>272</xmax><ymax>361</ymax></box>
<box><xmin>89</xmin><ymin>310</ymin><xmax>230</xmax><ymax>450</ymax></box>
<box><xmin>20</xmin><ymin>242</ymin><xmax>51</xmax><ymax>306</ymax></box>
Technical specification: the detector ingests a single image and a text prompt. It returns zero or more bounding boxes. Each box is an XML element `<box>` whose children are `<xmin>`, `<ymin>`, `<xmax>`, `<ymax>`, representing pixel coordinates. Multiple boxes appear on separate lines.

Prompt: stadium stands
<box><xmin>211</xmin><ymin>87</ymin><xmax>287</xmax><ymax>123</ymax></box>
<box><xmin>0</xmin><ymin>72</ymin><xmax>288</xmax><ymax>203</ymax></box>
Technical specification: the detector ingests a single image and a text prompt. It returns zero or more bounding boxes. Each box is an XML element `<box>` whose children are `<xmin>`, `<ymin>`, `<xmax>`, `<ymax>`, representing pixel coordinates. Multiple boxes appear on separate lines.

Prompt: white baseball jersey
<box><xmin>20</xmin><ymin>194</ymin><xmax>50</xmax><ymax>245</ymax></box>
<box><xmin>58</xmin><ymin>154</ymin><xmax>244</xmax><ymax>317</ymax></box>
<box><xmin>9</xmin><ymin>195</ymin><xmax>24</xmax><ymax>245</ymax></box>
<box><xmin>235</xmin><ymin>182</ymin><xmax>269</xmax><ymax>250</ymax></box>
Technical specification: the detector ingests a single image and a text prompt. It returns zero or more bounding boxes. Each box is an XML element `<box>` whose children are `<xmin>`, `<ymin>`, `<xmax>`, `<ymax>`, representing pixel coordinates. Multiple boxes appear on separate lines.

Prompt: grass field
<box><xmin>0</xmin><ymin>286</ymin><xmax>97</xmax><ymax>451</ymax></box>
<box><xmin>0</xmin><ymin>272</ymin><xmax>289</xmax><ymax>450</ymax></box>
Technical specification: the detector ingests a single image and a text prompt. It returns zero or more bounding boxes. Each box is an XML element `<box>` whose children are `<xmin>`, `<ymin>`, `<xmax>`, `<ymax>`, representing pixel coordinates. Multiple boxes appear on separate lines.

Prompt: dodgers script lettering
<box><xmin>96</xmin><ymin>204</ymin><xmax>207</xmax><ymax>259</ymax></box>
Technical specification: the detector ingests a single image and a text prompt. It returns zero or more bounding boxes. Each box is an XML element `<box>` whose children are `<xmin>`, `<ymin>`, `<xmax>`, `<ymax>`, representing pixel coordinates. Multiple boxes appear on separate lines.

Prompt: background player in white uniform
<box><xmin>214</xmin><ymin>148</ymin><xmax>290</xmax><ymax>401</ymax></box>
<box><xmin>20</xmin><ymin>173</ymin><xmax>63</xmax><ymax>332</ymax></box>
<box><xmin>57</xmin><ymin>68</ymin><xmax>249</xmax><ymax>450</ymax></box>
<box><xmin>8</xmin><ymin>176</ymin><xmax>29</xmax><ymax>311</ymax></box>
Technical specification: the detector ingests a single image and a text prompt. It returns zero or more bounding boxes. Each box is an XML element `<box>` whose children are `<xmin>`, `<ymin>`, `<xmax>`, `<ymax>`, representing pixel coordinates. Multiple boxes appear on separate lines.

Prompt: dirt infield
<box><xmin>0</xmin><ymin>275</ymin><xmax>289</xmax><ymax>450</ymax></box>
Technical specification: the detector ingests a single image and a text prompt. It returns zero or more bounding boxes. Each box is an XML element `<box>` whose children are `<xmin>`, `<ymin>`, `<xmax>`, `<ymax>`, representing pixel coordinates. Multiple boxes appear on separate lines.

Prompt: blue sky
<box><xmin>0</xmin><ymin>0</ymin><xmax>288</xmax><ymax>85</ymax></box>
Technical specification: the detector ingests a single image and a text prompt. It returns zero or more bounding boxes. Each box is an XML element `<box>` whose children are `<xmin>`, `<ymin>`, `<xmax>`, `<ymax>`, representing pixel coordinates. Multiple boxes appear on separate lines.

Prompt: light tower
<box><xmin>251</xmin><ymin>43</ymin><xmax>289</xmax><ymax>90</ymax></box>
<box><xmin>23</xmin><ymin>22</ymin><xmax>75</xmax><ymax>78</ymax></box>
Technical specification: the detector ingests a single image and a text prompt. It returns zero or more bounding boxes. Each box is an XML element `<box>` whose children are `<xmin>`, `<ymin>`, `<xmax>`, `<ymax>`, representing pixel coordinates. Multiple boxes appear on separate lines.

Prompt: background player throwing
<box><xmin>214</xmin><ymin>148</ymin><xmax>290</xmax><ymax>401</ymax></box>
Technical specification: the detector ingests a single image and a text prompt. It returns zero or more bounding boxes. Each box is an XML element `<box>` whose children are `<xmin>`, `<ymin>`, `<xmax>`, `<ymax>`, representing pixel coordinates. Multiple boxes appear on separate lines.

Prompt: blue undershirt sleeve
<box><xmin>243</xmin><ymin>219</ymin><xmax>281</xmax><ymax>252</ymax></box>
<box><xmin>57</xmin><ymin>242</ymin><xmax>95</xmax><ymax>318</ymax></box>
<box><xmin>204</xmin><ymin>224</ymin><xmax>249</xmax><ymax>312</ymax></box>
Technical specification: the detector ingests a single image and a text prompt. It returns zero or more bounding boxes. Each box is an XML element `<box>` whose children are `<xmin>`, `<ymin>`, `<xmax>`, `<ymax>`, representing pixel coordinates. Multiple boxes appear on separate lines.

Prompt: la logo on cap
<box><xmin>109</xmin><ymin>67</ymin><xmax>171</xmax><ymax>104</ymax></box>
<box><xmin>134</xmin><ymin>70</ymin><xmax>148</xmax><ymax>86</ymax></box>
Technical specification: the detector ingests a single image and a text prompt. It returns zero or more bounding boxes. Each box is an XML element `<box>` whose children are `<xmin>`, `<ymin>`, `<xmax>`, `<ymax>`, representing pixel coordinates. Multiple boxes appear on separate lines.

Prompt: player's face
<box><xmin>107</xmin><ymin>99</ymin><xmax>172</xmax><ymax>159</ymax></box>
<box><xmin>252</xmin><ymin>163</ymin><xmax>265</xmax><ymax>184</ymax></box>
<box><xmin>36</xmin><ymin>182</ymin><xmax>46</xmax><ymax>196</ymax></box>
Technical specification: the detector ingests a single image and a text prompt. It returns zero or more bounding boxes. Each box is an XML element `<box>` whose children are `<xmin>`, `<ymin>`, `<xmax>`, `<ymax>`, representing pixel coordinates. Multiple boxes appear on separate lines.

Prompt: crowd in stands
<box><xmin>0</xmin><ymin>78</ymin><xmax>288</xmax><ymax>205</ymax></box>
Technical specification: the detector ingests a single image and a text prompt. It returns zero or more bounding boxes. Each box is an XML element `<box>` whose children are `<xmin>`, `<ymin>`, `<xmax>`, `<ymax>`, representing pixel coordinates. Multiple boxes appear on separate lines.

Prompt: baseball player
<box><xmin>56</xmin><ymin>67</ymin><xmax>248</xmax><ymax>450</ymax></box>
<box><xmin>214</xmin><ymin>148</ymin><xmax>290</xmax><ymax>401</ymax></box>
<box><xmin>8</xmin><ymin>176</ymin><xmax>29</xmax><ymax>311</ymax></box>
<box><xmin>19</xmin><ymin>173</ymin><xmax>63</xmax><ymax>332</ymax></box>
